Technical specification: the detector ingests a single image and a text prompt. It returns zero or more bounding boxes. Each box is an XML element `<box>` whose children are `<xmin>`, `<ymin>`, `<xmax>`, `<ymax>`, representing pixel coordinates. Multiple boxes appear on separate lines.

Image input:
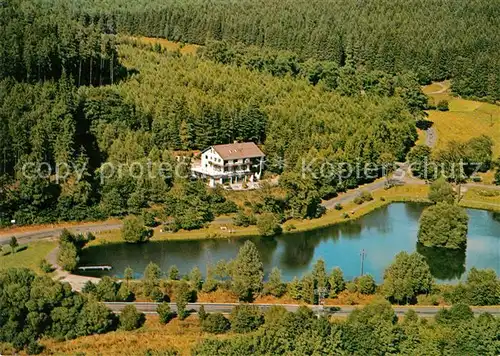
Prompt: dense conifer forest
<box><xmin>0</xmin><ymin>0</ymin><xmax>499</xmax><ymax>226</ymax></box>
<box><xmin>2</xmin><ymin>1</ymin><xmax>500</xmax><ymax>354</ymax></box>
<box><xmin>50</xmin><ymin>0</ymin><xmax>500</xmax><ymax>100</ymax></box>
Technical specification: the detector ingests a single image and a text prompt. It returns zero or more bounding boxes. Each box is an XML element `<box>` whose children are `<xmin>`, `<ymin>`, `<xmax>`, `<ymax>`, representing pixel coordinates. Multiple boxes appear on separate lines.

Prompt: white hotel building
<box><xmin>191</xmin><ymin>142</ymin><xmax>265</xmax><ymax>187</ymax></box>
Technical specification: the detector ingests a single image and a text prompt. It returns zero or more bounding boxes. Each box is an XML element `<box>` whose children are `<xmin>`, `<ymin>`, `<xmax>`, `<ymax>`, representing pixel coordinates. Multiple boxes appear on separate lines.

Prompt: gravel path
<box><xmin>425</xmin><ymin>126</ymin><xmax>437</xmax><ymax>148</ymax></box>
<box><xmin>46</xmin><ymin>245</ymin><xmax>99</xmax><ymax>291</ymax></box>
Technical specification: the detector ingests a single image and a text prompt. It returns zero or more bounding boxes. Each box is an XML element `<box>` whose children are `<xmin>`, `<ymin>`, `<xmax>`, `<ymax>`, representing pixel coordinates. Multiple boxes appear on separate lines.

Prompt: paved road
<box><xmin>104</xmin><ymin>302</ymin><xmax>500</xmax><ymax>317</ymax></box>
<box><xmin>0</xmin><ymin>216</ymin><xmax>232</xmax><ymax>245</ymax></box>
<box><xmin>321</xmin><ymin>164</ymin><xmax>408</xmax><ymax>210</ymax></box>
<box><xmin>0</xmin><ymin>222</ymin><xmax>123</xmax><ymax>246</ymax></box>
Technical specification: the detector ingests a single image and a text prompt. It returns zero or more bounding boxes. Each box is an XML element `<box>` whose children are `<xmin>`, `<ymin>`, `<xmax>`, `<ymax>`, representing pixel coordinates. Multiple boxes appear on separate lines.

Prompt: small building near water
<box><xmin>191</xmin><ymin>142</ymin><xmax>265</xmax><ymax>187</ymax></box>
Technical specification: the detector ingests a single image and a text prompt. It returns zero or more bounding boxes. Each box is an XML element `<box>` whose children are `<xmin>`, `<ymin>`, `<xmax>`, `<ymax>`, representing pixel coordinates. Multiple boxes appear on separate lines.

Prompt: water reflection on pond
<box><xmin>79</xmin><ymin>203</ymin><xmax>500</xmax><ymax>283</ymax></box>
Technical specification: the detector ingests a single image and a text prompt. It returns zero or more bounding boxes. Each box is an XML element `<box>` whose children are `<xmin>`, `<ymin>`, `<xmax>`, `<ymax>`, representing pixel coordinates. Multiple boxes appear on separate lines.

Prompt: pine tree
<box><xmin>312</xmin><ymin>259</ymin><xmax>328</xmax><ymax>291</ymax></box>
<box><xmin>288</xmin><ymin>277</ymin><xmax>302</xmax><ymax>300</ymax></box>
<box><xmin>231</xmin><ymin>241</ymin><xmax>264</xmax><ymax>302</ymax></box>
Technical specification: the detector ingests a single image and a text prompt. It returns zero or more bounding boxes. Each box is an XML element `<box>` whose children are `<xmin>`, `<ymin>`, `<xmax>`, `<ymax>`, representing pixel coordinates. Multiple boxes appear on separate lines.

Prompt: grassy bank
<box><xmin>88</xmin><ymin>182</ymin><xmax>500</xmax><ymax>247</ymax></box>
<box><xmin>421</xmin><ymin>81</ymin><xmax>500</xmax><ymax>157</ymax></box>
<box><xmin>89</xmin><ymin>184</ymin><xmax>431</xmax><ymax>245</ymax></box>
<box><xmin>460</xmin><ymin>187</ymin><xmax>500</xmax><ymax>211</ymax></box>
<box><xmin>0</xmin><ymin>240</ymin><xmax>57</xmax><ymax>273</ymax></box>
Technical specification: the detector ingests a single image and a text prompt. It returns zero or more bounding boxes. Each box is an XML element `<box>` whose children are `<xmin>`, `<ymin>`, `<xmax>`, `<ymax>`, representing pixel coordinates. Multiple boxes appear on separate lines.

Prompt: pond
<box><xmin>78</xmin><ymin>203</ymin><xmax>500</xmax><ymax>283</ymax></box>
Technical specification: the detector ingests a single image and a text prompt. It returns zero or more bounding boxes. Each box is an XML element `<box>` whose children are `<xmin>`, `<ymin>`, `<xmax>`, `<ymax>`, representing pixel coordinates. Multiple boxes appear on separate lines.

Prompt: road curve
<box><xmin>104</xmin><ymin>302</ymin><xmax>500</xmax><ymax>317</ymax></box>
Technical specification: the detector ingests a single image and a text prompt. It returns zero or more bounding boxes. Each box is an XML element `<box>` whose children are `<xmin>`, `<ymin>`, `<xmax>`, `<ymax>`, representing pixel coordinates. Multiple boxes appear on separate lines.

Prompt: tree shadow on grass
<box><xmin>416</xmin><ymin>119</ymin><xmax>434</xmax><ymax>130</ymax></box>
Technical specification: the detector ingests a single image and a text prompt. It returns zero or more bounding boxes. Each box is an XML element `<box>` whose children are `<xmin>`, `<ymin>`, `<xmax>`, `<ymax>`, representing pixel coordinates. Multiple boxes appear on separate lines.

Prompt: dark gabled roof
<box><xmin>211</xmin><ymin>142</ymin><xmax>265</xmax><ymax>160</ymax></box>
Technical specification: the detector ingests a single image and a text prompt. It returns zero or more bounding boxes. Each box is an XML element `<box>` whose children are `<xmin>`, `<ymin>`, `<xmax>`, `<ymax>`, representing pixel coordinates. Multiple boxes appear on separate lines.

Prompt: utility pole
<box><xmin>360</xmin><ymin>249</ymin><xmax>366</xmax><ymax>276</ymax></box>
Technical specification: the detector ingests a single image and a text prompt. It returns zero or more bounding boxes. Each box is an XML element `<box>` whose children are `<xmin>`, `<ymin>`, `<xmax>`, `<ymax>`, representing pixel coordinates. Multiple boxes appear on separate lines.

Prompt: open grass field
<box><xmin>121</xmin><ymin>35</ymin><xmax>200</xmax><ymax>55</ymax></box>
<box><xmin>41</xmin><ymin>315</ymin><xmax>229</xmax><ymax>356</ymax></box>
<box><xmin>0</xmin><ymin>240</ymin><xmax>56</xmax><ymax>273</ymax></box>
<box><xmin>421</xmin><ymin>82</ymin><xmax>500</xmax><ymax>158</ymax></box>
<box><xmin>422</xmin><ymin>80</ymin><xmax>451</xmax><ymax>95</ymax></box>
<box><xmin>460</xmin><ymin>186</ymin><xmax>500</xmax><ymax>211</ymax></box>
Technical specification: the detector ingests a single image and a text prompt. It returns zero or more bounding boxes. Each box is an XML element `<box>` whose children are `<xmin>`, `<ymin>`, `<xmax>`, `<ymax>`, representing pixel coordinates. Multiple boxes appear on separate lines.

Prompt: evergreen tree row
<box><xmin>55</xmin><ymin>0</ymin><xmax>500</xmax><ymax>100</ymax></box>
<box><xmin>0</xmin><ymin>42</ymin><xmax>419</xmax><ymax>225</ymax></box>
<box><xmin>0</xmin><ymin>0</ymin><xmax>121</xmax><ymax>86</ymax></box>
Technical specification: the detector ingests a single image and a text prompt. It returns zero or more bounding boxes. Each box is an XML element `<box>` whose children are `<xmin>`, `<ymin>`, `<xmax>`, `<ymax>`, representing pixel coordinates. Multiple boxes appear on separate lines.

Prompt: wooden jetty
<box><xmin>78</xmin><ymin>265</ymin><xmax>112</xmax><ymax>271</ymax></box>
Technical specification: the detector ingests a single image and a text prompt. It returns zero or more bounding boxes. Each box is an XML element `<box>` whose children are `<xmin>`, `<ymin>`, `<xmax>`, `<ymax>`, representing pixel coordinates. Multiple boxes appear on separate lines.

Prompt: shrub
<box><xmin>39</xmin><ymin>259</ymin><xmax>54</xmax><ymax>273</ymax></box>
<box><xmin>157</xmin><ymin>302</ymin><xmax>174</xmax><ymax>324</ymax></box>
<box><xmin>428</xmin><ymin>177</ymin><xmax>456</xmax><ymax>204</ymax></box>
<box><xmin>360</xmin><ymin>191</ymin><xmax>373</xmax><ymax>202</ymax></box>
<box><xmin>416</xmin><ymin>294</ymin><xmax>439</xmax><ymax>306</ymax></box>
<box><xmin>202</xmin><ymin>313</ymin><xmax>231</xmax><ymax>334</ymax></box>
<box><xmin>57</xmin><ymin>242</ymin><xmax>79</xmax><ymax>272</ymax></box>
<box><xmin>471</xmin><ymin>175</ymin><xmax>482</xmax><ymax>182</ymax></box>
<box><xmin>256</xmin><ymin>213</ymin><xmax>282</xmax><ymax>236</ymax></box>
<box><xmin>150</xmin><ymin>287</ymin><xmax>165</xmax><ymax>302</ymax></box>
<box><xmin>334</xmin><ymin>203</ymin><xmax>343</xmax><ymax>210</ymax></box>
<box><xmin>201</xmin><ymin>278</ymin><xmax>218</xmax><ymax>293</ymax></box>
<box><xmin>198</xmin><ymin>305</ymin><xmax>207</xmax><ymax>322</ymax></box>
<box><xmin>119</xmin><ymin>305</ymin><xmax>145</xmax><ymax>331</ymax></box>
<box><xmin>264</xmin><ymin>305</ymin><xmax>288</xmax><ymax>325</ymax></box>
<box><xmin>233</xmin><ymin>210</ymin><xmax>257</xmax><ymax>227</ymax></box>
<box><xmin>353</xmin><ymin>197</ymin><xmax>364</xmax><ymax>205</ymax></box>
<box><xmin>357</xmin><ymin>275</ymin><xmax>376</xmax><ymax>295</ymax></box>
<box><xmin>346</xmin><ymin>281</ymin><xmax>357</xmax><ymax>293</ymax></box>
<box><xmin>168</xmin><ymin>265</ymin><xmax>179</xmax><ymax>280</ymax></box>
<box><xmin>121</xmin><ymin>216</ymin><xmax>153</xmax><ymax>243</ymax></box>
<box><xmin>117</xmin><ymin>283</ymin><xmax>134</xmax><ymax>302</ymax></box>
<box><xmin>142</xmin><ymin>210</ymin><xmax>157</xmax><ymax>227</ymax></box>
<box><xmin>213</xmin><ymin>200</ymin><xmax>238</xmax><ymax>215</ymax></box>
<box><xmin>230</xmin><ymin>304</ymin><xmax>264</xmax><ymax>333</ymax></box>
<box><xmin>437</xmin><ymin>100</ymin><xmax>449</xmax><ymax>111</ymax></box>
<box><xmin>477</xmin><ymin>189</ymin><xmax>500</xmax><ymax>197</ymax></box>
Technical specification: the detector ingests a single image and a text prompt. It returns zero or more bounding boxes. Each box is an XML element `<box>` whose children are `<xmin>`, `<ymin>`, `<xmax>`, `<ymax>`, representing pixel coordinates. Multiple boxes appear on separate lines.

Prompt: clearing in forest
<box><xmin>421</xmin><ymin>82</ymin><xmax>500</xmax><ymax>158</ymax></box>
<box><xmin>122</xmin><ymin>35</ymin><xmax>200</xmax><ymax>55</ymax></box>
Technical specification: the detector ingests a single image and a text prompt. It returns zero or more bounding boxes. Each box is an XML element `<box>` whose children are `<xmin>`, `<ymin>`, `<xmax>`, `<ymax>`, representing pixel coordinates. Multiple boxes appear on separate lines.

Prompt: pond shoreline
<box><xmin>77</xmin><ymin>202</ymin><xmax>500</xmax><ymax>285</ymax></box>
<box><xmin>91</xmin><ymin>192</ymin><xmax>500</xmax><ymax>246</ymax></box>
